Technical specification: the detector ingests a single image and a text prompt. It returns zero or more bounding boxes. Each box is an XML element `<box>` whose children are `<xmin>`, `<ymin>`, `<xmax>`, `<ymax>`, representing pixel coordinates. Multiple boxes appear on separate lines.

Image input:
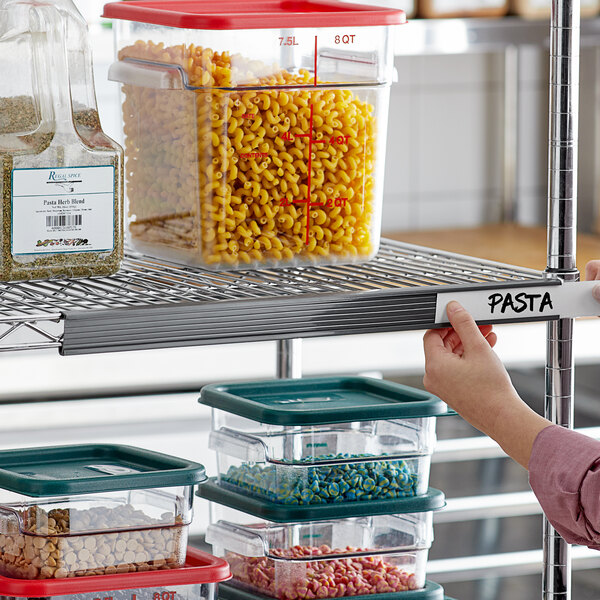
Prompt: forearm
<box><xmin>422</xmin><ymin>302</ymin><xmax>554</xmax><ymax>469</ymax></box>
<box><xmin>529</xmin><ymin>425</ymin><xmax>600</xmax><ymax>548</ymax></box>
<box><xmin>476</xmin><ymin>396</ymin><xmax>552</xmax><ymax>469</ymax></box>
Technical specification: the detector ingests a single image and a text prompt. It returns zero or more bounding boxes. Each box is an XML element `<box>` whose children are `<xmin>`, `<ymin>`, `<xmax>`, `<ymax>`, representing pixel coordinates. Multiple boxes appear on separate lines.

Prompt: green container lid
<box><xmin>200</xmin><ymin>377</ymin><xmax>450</xmax><ymax>425</ymax></box>
<box><xmin>219</xmin><ymin>581</ymin><xmax>445</xmax><ymax>600</ymax></box>
<box><xmin>0</xmin><ymin>444</ymin><xmax>207</xmax><ymax>497</ymax></box>
<box><xmin>197</xmin><ymin>479</ymin><xmax>445</xmax><ymax>522</ymax></box>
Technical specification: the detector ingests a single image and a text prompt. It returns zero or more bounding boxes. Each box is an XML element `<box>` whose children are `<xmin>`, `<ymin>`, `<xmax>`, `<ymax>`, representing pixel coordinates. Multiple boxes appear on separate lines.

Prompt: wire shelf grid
<box><xmin>0</xmin><ymin>240</ymin><xmax>543</xmax><ymax>321</ymax></box>
<box><xmin>0</xmin><ymin>240</ymin><xmax>549</xmax><ymax>354</ymax></box>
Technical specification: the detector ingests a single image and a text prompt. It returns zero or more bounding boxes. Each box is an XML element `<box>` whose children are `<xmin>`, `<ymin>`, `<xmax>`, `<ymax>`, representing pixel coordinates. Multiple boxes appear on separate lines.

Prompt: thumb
<box><xmin>593</xmin><ymin>284</ymin><xmax>600</xmax><ymax>303</ymax></box>
<box><xmin>446</xmin><ymin>301</ymin><xmax>488</xmax><ymax>353</ymax></box>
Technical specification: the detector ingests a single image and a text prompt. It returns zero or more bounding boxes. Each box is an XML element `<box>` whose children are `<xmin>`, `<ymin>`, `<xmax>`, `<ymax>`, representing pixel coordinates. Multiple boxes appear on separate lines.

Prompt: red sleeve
<box><xmin>529</xmin><ymin>424</ymin><xmax>600</xmax><ymax>549</ymax></box>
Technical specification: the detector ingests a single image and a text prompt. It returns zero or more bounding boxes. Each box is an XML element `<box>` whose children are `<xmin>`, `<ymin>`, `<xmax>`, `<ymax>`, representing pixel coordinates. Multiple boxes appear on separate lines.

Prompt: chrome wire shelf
<box><xmin>0</xmin><ymin>239</ymin><xmax>551</xmax><ymax>355</ymax></box>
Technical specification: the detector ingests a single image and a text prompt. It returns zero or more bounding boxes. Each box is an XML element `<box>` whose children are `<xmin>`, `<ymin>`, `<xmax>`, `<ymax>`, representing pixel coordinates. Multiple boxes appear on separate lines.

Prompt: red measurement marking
<box><xmin>305</xmin><ymin>102</ymin><xmax>315</xmax><ymax>244</ymax></box>
<box><xmin>280</xmin><ymin>36</ymin><xmax>299</xmax><ymax>46</ymax></box>
<box><xmin>240</xmin><ymin>152</ymin><xmax>268</xmax><ymax>159</ymax></box>
<box><xmin>330</xmin><ymin>135</ymin><xmax>351</xmax><ymax>145</ymax></box>
<box><xmin>335</xmin><ymin>34</ymin><xmax>356</xmax><ymax>44</ymax></box>
<box><xmin>280</xmin><ymin>198</ymin><xmax>313</xmax><ymax>207</ymax></box>
<box><xmin>314</xmin><ymin>35</ymin><xmax>318</xmax><ymax>87</ymax></box>
<box><xmin>275</xmin><ymin>35</ymin><xmax>339</xmax><ymax>244</ymax></box>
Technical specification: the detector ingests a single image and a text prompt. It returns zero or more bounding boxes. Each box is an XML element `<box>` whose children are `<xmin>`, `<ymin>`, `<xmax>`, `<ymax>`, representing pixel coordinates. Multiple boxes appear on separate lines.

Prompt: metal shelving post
<box><xmin>544</xmin><ymin>0</ymin><xmax>580</xmax><ymax>597</ymax></box>
<box><xmin>276</xmin><ymin>339</ymin><xmax>302</xmax><ymax>379</ymax></box>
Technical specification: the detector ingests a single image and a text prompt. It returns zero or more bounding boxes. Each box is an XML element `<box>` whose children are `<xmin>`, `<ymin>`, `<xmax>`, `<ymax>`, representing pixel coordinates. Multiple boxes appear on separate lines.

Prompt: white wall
<box><xmin>383</xmin><ymin>52</ymin><xmax>505</xmax><ymax>230</ymax></box>
<box><xmin>382</xmin><ymin>45</ymin><xmax>600</xmax><ymax>233</ymax></box>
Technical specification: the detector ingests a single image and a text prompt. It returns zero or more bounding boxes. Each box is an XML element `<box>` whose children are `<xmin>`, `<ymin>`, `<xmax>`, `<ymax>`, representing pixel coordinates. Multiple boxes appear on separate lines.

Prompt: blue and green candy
<box><xmin>222</xmin><ymin>453</ymin><xmax>419</xmax><ymax>505</ymax></box>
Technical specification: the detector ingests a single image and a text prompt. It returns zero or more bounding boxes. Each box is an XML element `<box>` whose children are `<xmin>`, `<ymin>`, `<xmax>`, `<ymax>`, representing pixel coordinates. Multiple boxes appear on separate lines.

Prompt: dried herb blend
<box><xmin>0</xmin><ymin>96</ymin><xmax>123</xmax><ymax>281</ymax></box>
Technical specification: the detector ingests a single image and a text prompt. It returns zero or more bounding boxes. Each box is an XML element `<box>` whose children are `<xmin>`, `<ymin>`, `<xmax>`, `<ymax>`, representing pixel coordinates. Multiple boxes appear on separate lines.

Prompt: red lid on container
<box><xmin>0</xmin><ymin>548</ymin><xmax>231</xmax><ymax>597</ymax></box>
<box><xmin>102</xmin><ymin>0</ymin><xmax>406</xmax><ymax>30</ymax></box>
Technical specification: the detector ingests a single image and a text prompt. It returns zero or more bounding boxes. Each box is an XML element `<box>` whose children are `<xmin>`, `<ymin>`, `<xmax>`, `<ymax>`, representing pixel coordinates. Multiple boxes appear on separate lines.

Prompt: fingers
<box><xmin>479</xmin><ymin>324</ymin><xmax>493</xmax><ymax>337</ymax></box>
<box><xmin>441</xmin><ymin>324</ymin><xmax>492</xmax><ymax>338</ymax></box>
<box><xmin>441</xmin><ymin>324</ymin><xmax>494</xmax><ymax>354</ymax></box>
<box><xmin>423</xmin><ymin>329</ymin><xmax>452</xmax><ymax>393</ymax></box>
<box><xmin>423</xmin><ymin>328</ymin><xmax>448</xmax><ymax>358</ymax></box>
<box><xmin>442</xmin><ymin>329</ymin><xmax>461</xmax><ymax>351</ymax></box>
<box><xmin>584</xmin><ymin>258</ymin><xmax>600</xmax><ymax>303</ymax></box>
<box><xmin>445</xmin><ymin>301</ymin><xmax>489</xmax><ymax>354</ymax></box>
<box><xmin>425</xmin><ymin>312</ymin><xmax>497</xmax><ymax>373</ymax></box>
<box><xmin>440</xmin><ymin>325</ymin><xmax>494</xmax><ymax>359</ymax></box>
<box><xmin>486</xmin><ymin>331</ymin><xmax>498</xmax><ymax>348</ymax></box>
<box><xmin>585</xmin><ymin>260</ymin><xmax>600</xmax><ymax>281</ymax></box>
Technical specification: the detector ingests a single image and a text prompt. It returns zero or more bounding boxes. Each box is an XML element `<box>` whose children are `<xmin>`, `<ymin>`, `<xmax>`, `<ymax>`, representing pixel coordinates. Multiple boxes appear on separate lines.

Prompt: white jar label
<box><xmin>11</xmin><ymin>165</ymin><xmax>115</xmax><ymax>255</ymax></box>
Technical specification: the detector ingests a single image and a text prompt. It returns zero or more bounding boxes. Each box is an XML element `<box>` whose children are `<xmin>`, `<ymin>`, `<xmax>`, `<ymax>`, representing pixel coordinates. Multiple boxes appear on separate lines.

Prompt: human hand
<box><xmin>585</xmin><ymin>260</ymin><xmax>600</xmax><ymax>303</ymax></box>
<box><xmin>423</xmin><ymin>301</ymin><xmax>521</xmax><ymax>437</ymax></box>
<box><xmin>423</xmin><ymin>301</ymin><xmax>550</xmax><ymax>468</ymax></box>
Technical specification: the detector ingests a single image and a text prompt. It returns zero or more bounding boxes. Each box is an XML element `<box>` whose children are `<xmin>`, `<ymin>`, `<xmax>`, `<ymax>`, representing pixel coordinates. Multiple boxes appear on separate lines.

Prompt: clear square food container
<box><xmin>0</xmin><ymin>546</ymin><xmax>231</xmax><ymax>600</ymax></box>
<box><xmin>102</xmin><ymin>0</ymin><xmax>405</xmax><ymax>270</ymax></box>
<box><xmin>218</xmin><ymin>581</ymin><xmax>447</xmax><ymax>600</ymax></box>
<box><xmin>200</xmin><ymin>377</ymin><xmax>449</xmax><ymax>505</ymax></box>
<box><xmin>205</xmin><ymin>500</ymin><xmax>439</xmax><ymax>598</ymax></box>
<box><xmin>0</xmin><ymin>445</ymin><xmax>207</xmax><ymax>580</ymax></box>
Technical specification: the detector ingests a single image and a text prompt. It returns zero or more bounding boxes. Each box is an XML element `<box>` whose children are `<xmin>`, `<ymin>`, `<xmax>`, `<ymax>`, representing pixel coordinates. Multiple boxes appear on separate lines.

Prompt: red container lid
<box><xmin>0</xmin><ymin>548</ymin><xmax>231</xmax><ymax>597</ymax></box>
<box><xmin>102</xmin><ymin>0</ymin><xmax>406</xmax><ymax>30</ymax></box>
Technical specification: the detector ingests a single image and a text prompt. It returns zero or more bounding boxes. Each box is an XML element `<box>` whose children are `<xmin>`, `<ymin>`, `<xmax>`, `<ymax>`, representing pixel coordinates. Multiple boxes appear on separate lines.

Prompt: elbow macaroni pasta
<box><xmin>120</xmin><ymin>41</ymin><xmax>378</xmax><ymax>268</ymax></box>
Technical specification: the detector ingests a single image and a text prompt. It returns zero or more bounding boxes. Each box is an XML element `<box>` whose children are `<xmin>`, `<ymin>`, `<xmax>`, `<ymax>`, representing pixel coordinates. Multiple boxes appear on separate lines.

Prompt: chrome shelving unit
<box><xmin>0</xmin><ymin>239</ymin><xmax>548</xmax><ymax>355</ymax></box>
<box><xmin>0</xmin><ymin>7</ymin><xmax>585</xmax><ymax>600</ymax></box>
<box><xmin>543</xmin><ymin>0</ymin><xmax>580</xmax><ymax>596</ymax></box>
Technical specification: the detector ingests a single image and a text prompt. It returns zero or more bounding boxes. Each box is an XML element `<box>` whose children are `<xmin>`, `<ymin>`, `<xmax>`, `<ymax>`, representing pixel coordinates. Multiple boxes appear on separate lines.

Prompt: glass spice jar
<box><xmin>0</xmin><ymin>0</ymin><xmax>123</xmax><ymax>281</ymax></box>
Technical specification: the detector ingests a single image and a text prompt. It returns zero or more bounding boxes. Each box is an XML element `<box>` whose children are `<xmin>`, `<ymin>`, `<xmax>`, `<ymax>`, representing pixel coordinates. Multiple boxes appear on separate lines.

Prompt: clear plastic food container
<box><xmin>218</xmin><ymin>580</ymin><xmax>448</xmax><ymax>600</ymax></box>
<box><xmin>200</xmin><ymin>377</ymin><xmax>449</xmax><ymax>505</ymax></box>
<box><xmin>0</xmin><ymin>445</ymin><xmax>207</xmax><ymax>580</ymax></box>
<box><xmin>102</xmin><ymin>0</ymin><xmax>405</xmax><ymax>270</ymax></box>
<box><xmin>0</xmin><ymin>0</ymin><xmax>123</xmax><ymax>281</ymax></box>
<box><xmin>0</xmin><ymin>546</ymin><xmax>231</xmax><ymax>600</ymax></box>
<box><xmin>215</xmin><ymin>450</ymin><xmax>430</xmax><ymax>505</ymax></box>
<box><xmin>206</xmin><ymin>502</ymin><xmax>436</xmax><ymax>598</ymax></box>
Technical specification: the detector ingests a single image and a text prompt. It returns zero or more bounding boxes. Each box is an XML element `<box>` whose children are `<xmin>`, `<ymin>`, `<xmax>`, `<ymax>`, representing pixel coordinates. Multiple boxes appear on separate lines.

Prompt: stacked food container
<box><xmin>0</xmin><ymin>444</ymin><xmax>231</xmax><ymax>599</ymax></box>
<box><xmin>196</xmin><ymin>377</ymin><xmax>451</xmax><ymax>600</ymax></box>
<box><xmin>102</xmin><ymin>0</ymin><xmax>404</xmax><ymax>271</ymax></box>
<box><xmin>0</xmin><ymin>548</ymin><xmax>230</xmax><ymax>600</ymax></box>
